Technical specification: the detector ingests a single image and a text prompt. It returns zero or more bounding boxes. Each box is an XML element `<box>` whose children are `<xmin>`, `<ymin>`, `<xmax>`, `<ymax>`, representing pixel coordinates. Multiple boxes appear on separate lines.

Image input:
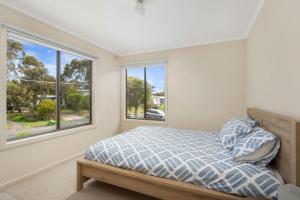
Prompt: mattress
<box><xmin>85</xmin><ymin>126</ymin><xmax>283</xmax><ymax>199</ymax></box>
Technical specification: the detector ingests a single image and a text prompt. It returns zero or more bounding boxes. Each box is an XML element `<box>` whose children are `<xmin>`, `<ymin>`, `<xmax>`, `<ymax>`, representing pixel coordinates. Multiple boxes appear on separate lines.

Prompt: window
<box><xmin>6</xmin><ymin>33</ymin><xmax>92</xmax><ymax>141</ymax></box>
<box><xmin>125</xmin><ymin>63</ymin><xmax>166</xmax><ymax>121</ymax></box>
<box><xmin>60</xmin><ymin>52</ymin><xmax>92</xmax><ymax>129</ymax></box>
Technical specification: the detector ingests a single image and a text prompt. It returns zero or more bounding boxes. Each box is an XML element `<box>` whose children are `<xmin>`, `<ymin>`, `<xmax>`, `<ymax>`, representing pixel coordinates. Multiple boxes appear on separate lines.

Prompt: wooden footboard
<box><xmin>77</xmin><ymin>158</ymin><xmax>267</xmax><ymax>200</ymax></box>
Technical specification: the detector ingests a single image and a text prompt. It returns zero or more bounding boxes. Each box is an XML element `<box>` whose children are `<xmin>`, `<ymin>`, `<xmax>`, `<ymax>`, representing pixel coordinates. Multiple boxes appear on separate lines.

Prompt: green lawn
<box><xmin>7</xmin><ymin>110</ymin><xmax>90</xmax><ymax>136</ymax></box>
<box><xmin>7</xmin><ymin>110</ymin><xmax>89</xmax><ymax>139</ymax></box>
<box><xmin>20</xmin><ymin>119</ymin><xmax>66</xmax><ymax>129</ymax></box>
<box><xmin>7</xmin><ymin>120</ymin><xmax>56</xmax><ymax>139</ymax></box>
<box><xmin>158</xmin><ymin>104</ymin><xmax>165</xmax><ymax>111</ymax></box>
<box><xmin>127</xmin><ymin>106</ymin><xmax>145</xmax><ymax>118</ymax></box>
<box><xmin>20</xmin><ymin>121</ymin><xmax>49</xmax><ymax>129</ymax></box>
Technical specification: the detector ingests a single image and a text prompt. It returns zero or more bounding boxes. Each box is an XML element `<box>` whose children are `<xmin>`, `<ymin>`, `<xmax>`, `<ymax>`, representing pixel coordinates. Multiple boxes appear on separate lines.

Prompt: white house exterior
<box><xmin>152</xmin><ymin>96</ymin><xmax>165</xmax><ymax>106</ymax></box>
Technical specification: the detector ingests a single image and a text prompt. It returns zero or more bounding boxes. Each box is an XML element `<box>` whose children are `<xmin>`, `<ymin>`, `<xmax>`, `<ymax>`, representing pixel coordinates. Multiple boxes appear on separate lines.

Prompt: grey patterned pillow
<box><xmin>219</xmin><ymin>118</ymin><xmax>254</xmax><ymax>150</ymax></box>
<box><xmin>241</xmin><ymin>116</ymin><xmax>259</xmax><ymax>128</ymax></box>
<box><xmin>232</xmin><ymin>128</ymin><xmax>280</xmax><ymax>166</ymax></box>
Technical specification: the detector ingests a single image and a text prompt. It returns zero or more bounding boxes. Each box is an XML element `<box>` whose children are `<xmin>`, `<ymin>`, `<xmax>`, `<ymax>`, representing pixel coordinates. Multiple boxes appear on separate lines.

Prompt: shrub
<box><xmin>82</xmin><ymin>96</ymin><xmax>90</xmax><ymax>110</ymax></box>
<box><xmin>16</xmin><ymin>130</ymin><xmax>31</xmax><ymax>139</ymax></box>
<box><xmin>47</xmin><ymin>119</ymin><xmax>56</xmax><ymax>126</ymax></box>
<box><xmin>65</xmin><ymin>92</ymin><xmax>85</xmax><ymax>112</ymax></box>
<box><xmin>11</xmin><ymin>114</ymin><xmax>27</xmax><ymax>122</ymax></box>
<box><xmin>36</xmin><ymin>99</ymin><xmax>56</xmax><ymax>120</ymax></box>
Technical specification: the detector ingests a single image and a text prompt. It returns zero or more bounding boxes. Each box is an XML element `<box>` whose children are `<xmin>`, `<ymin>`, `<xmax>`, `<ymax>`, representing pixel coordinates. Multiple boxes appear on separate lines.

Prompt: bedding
<box><xmin>219</xmin><ymin>118</ymin><xmax>255</xmax><ymax>150</ymax></box>
<box><xmin>232</xmin><ymin>128</ymin><xmax>280</xmax><ymax>166</ymax></box>
<box><xmin>241</xmin><ymin>116</ymin><xmax>259</xmax><ymax>128</ymax></box>
<box><xmin>85</xmin><ymin>126</ymin><xmax>283</xmax><ymax>199</ymax></box>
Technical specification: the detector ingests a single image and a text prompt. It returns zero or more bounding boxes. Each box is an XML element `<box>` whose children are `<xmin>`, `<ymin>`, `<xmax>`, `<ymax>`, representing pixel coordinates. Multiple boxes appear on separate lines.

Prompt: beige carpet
<box><xmin>67</xmin><ymin>180</ymin><xmax>157</xmax><ymax>200</ymax></box>
<box><xmin>0</xmin><ymin>192</ymin><xmax>17</xmax><ymax>200</ymax></box>
<box><xmin>2</xmin><ymin>158</ymin><xmax>158</xmax><ymax>200</ymax></box>
<box><xmin>3</xmin><ymin>158</ymin><xmax>78</xmax><ymax>200</ymax></box>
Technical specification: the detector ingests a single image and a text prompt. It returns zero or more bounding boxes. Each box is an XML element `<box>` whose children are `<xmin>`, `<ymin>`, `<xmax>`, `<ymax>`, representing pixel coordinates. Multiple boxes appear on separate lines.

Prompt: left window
<box><xmin>6</xmin><ymin>33</ymin><xmax>92</xmax><ymax>141</ymax></box>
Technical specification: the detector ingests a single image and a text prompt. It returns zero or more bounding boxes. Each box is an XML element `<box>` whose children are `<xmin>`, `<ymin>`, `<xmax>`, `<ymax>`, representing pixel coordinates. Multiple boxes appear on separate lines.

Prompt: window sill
<box><xmin>0</xmin><ymin>124</ymin><xmax>96</xmax><ymax>151</ymax></box>
<box><xmin>122</xmin><ymin>118</ymin><xmax>168</xmax><ymax>125</ymax></box>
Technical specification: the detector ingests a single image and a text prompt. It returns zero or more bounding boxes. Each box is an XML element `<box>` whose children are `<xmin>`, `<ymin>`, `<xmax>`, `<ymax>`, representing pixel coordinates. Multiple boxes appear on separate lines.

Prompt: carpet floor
<box><xmin>2</xmin><ymin>158</ymin><xmax>157</xmax><ymax>200</ymax></box>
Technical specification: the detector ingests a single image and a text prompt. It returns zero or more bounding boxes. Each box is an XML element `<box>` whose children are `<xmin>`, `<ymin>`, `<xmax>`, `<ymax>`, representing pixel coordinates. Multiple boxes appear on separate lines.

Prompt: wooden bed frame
<box><xmin>77</xmin><ymin>108</ymin><xmax>300</xmax><ymax>200</ymax></box>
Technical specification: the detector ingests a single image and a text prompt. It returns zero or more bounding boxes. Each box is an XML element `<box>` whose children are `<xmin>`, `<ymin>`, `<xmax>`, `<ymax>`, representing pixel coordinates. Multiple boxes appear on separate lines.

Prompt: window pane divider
<box><xmin>56</xmin><ymin>51</ymin><xmax>61</xmax><ymax>130</ymax></box>
<box><xmin>144</xmin><ymin>67</ymin><xmax>147</xmax><ymax>119</ymax></box>
<box><xmin>125</xmin><ymin>69</ymin><xmax>128</xmax><ymax>119</ymax></box>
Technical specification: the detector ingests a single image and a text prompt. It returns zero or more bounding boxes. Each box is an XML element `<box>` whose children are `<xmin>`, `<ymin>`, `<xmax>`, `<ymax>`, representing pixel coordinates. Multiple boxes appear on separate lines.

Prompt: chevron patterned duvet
<box><xmin>85</xmin><ymin>126</ymin><xmax>283</xmax><ymax>199</ymax></box>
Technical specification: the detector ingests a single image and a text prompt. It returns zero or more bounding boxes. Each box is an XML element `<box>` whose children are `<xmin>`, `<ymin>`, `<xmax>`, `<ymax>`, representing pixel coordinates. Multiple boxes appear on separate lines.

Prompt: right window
<box><xmin>125</xmin><ymin>63</ymin><xmax>166</xmax><ymax>121</ymax></box>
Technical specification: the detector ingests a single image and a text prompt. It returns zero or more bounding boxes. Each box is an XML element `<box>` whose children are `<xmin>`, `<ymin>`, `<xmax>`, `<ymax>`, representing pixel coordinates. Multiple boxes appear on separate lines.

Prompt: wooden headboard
<box><xmin>247</xmin><ymin>108</ymin><xmax>300</xmax><ymax>186</ymax></box>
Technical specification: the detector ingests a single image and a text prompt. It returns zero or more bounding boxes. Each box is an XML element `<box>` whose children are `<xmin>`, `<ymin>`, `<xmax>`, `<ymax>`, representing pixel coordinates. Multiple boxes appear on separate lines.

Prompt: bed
<box><xmin>77</xmin><ymin>108</ymin><xmax>300</xmax><ymax>200</ymax></box>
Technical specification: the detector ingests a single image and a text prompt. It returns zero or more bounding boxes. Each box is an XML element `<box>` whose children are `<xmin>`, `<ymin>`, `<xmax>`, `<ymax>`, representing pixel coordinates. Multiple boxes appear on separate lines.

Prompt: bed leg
<box><xmin>77</xmin><ymin>162</ymin><xmax>84</xmax><ymax>191</ymax></box>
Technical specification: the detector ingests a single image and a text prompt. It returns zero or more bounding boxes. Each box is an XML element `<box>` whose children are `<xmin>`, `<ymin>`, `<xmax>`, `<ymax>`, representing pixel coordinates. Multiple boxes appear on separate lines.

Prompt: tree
<box><xmin>127</xmin><ymin>77</ymin><xmax>153</xmax><ymax>117</ymax></box>
<box><xmin>7</xmin><ymin>39</ymin><xmax>25</xmax><ymax>79</ymax></box>
<box><xmin>61</xmin><ymin>59</ymin><xmax>91</xmax><ymax>110</ymax></box>
<box><xmin>62</xmin><ymin>59</ymin><xmax>91</xmax><ymax>83</ymax></box>
<box><xmin>153</xmin><ymin>91</ymin><xmax>165</xmax><ymax>96</ymax></box>
<box><xmin>7</xmin><ymin>81</ymin><xmax>27</xmax><ymax>113</ymax></box>
<box><xmin>21</xmin><ymin>55</ymin><xmax>56</xmax><ymax>108</ymax></box>
<box><xmin>6</xmin><ymin>39</ymin><xmax>56</xmax><ymax>117</ymax></box>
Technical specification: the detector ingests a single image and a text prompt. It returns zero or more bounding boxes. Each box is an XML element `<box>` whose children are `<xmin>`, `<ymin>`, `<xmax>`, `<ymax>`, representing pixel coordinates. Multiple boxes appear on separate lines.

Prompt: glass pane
<box><xmin>60</xmin><ymin>52</ymin><xmax>91</xmax><ymax>129</ymax></box>
<box><xmin>145</xmin><ymin>64</ymin><xmax>166</xmax><ymax>121</ymax></box>
<box><xmin>6</xmin><ymin>34</ymin><xmax>57</xmax><ymax>141</ymax></box>
<box><xmin>126</xmin><ymin>67</ymin><xmax>145</xmax><ymax>119</ymax></box>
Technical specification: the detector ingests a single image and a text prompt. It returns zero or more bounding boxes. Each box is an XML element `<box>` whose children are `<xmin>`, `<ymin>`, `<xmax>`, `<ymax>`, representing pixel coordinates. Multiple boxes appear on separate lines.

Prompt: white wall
<box><xmin>247</xmin><ymin>0</ymin><xmax>300</xmax><ymax>120</ymax></box>
<box><xmin>0</xmin><ymin>4</ymin><xmax>120</xmax><ymax>186</ymax></box>
<box><xmin>120</xmin><ymin>40</ymin><xmax>247</xmax><ymax>132</ymax></box>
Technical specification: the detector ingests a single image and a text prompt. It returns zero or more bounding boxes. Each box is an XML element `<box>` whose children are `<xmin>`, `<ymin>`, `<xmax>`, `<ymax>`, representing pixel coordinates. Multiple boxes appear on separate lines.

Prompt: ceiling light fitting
<box><xmin>134</xmin><ymin>0</ymin><xmax>145</xmax><ymax>15</ymax></box>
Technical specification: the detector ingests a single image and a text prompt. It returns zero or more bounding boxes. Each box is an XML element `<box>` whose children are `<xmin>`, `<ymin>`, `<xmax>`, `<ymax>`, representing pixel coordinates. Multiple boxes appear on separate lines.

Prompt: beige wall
<box><xmin>4</xmin><ymin>0</ymin><xmax>296</xmax><ymax>188</ymax></box>
<box><xmin>247</xmin><ymin>0</ymin><xmax>300</xmax><ymax>121</ymax></box>
<box><xmin>0</xmin><ymin>4</ymin><xmax>120</xmax><ymax>186</ymax></box>
<box><xmin>120</xmin><ymin>40</ymin><xmax>247</xmax><ymax>132</ymax></box>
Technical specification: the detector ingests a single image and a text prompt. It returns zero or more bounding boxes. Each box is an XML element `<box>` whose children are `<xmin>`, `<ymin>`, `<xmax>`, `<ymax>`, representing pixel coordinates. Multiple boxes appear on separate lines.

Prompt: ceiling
<box><xmin>0</xmin><ymin>0</ymin><xmax>264</xmax><ymax>55</ymax></box>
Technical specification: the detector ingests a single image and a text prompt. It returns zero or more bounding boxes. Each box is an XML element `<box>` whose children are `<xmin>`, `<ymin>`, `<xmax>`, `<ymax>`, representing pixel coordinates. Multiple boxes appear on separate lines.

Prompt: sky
<box><xmin>10</xmin><ymin>35</ymin><xmax>165</xmax><ymax>93</ymax></box>
<box><xmin>10</xmin><ymin>36</ymin><xmax>82</xmax><ymax>77</ymax></box>
<box><xmin>127</xmin><ymin>64</ymin><xmax>165</xmax><ymax>93</ymax></box>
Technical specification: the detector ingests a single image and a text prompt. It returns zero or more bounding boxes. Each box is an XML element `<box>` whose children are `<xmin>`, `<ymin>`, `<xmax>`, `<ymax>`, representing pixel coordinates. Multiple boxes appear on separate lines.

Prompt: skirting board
<box><xmin>0</xmin><ymin>151</ymin><xmax>84</xmax><ymax>189</ymax></box>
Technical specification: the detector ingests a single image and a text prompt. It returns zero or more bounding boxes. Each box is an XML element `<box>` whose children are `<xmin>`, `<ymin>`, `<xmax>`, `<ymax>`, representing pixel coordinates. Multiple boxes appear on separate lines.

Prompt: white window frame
<box><xmin>0</xmin><ymin>24</ymin><xmax>98</xmax><ymax>150</ymax></box>
<box><xmin>121</xmin><ymin>60</ymin><xmax>168</xmax><ymax>124</ymax></box>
